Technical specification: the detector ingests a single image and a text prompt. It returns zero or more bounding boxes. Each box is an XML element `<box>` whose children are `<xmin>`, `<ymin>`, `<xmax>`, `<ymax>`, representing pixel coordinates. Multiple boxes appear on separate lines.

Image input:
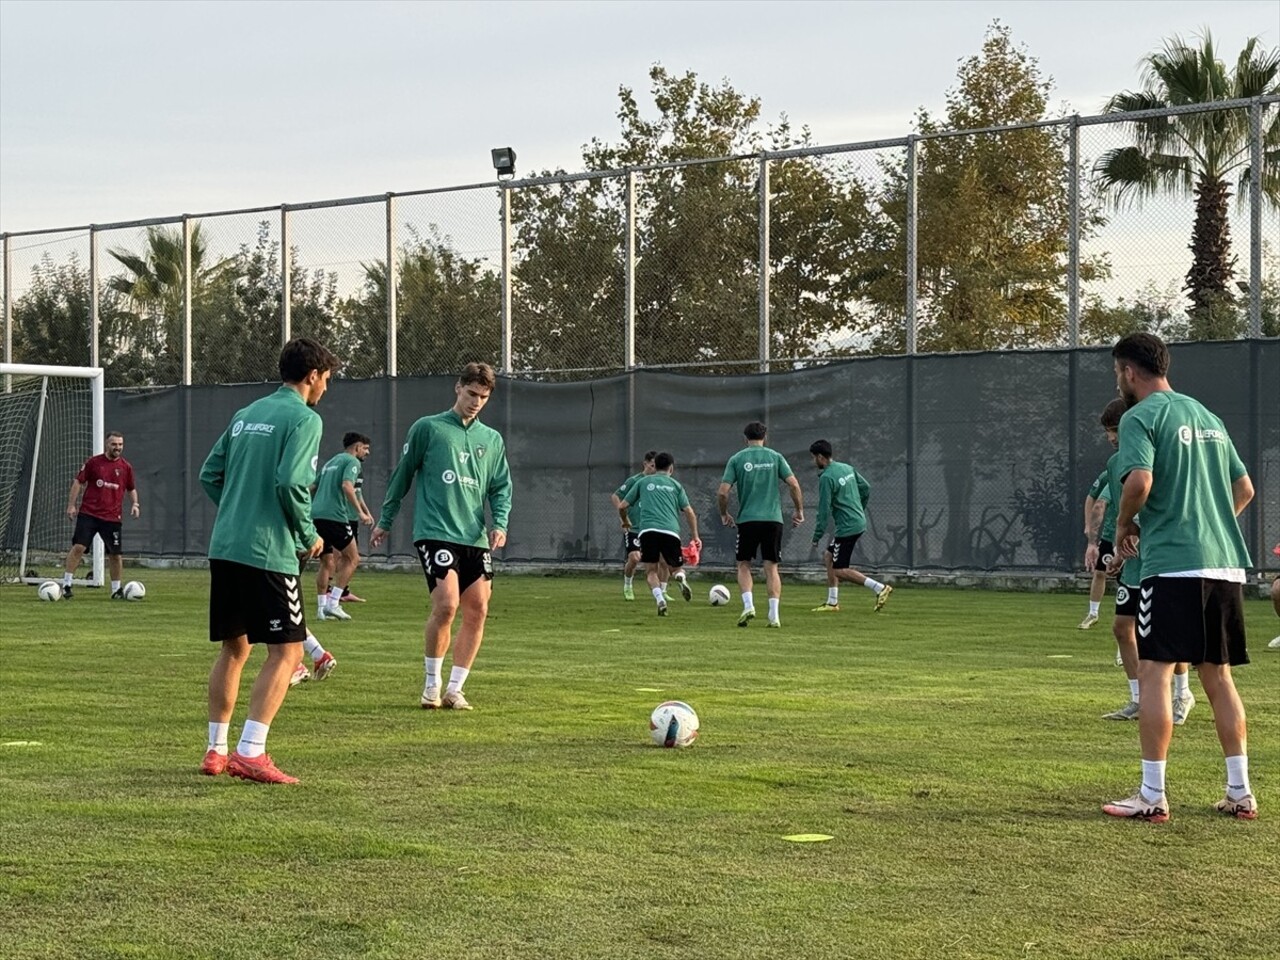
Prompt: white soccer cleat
<box><xmin>325</xmin><ymin>604</ymin><xmax>352</xmax><ymax>621</ymax></box>
<box><xmin>1171</xmin><ymin>692</ymin><xmax>1195</xmax><ymax>725</ymax></box>
<box><xmin>1103</xmin><ymin>789</ymin><xmax>1169</xmax><ymax>823</ymax></box>
<box><xmin>1078</xmin><ymin>613</ymin><xmax>1098</xmax><ymax>630</ymax></box>
<box><xmin>289</xmin><ymin>663</ymin><xmax>312</xmax><ymax>687</ymax></box>
<box><xmin>442</xmin><ymin>690</ymin><xmax>472</xmax><ymax>711</ymax></box>
<box><xmin>421</xmin><ymin>685</ymin><xmax>443</xmax><ymax>709</ymax></box>
<box><xmin>1268</xmin><ymin>635</ymin><xmax>1280</xmax><ymax>650</ymax></box>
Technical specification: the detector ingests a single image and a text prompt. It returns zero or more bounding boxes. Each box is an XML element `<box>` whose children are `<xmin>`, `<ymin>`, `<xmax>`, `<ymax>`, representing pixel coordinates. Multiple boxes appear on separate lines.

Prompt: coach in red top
<box><xmin>60</xmin><ymin>430</ymin><xmax>140</xmax><ymax>600</ymax></box>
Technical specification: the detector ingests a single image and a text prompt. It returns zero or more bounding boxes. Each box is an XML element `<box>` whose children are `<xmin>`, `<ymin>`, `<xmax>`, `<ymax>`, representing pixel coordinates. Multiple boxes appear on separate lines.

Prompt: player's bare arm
<box><xmin>66</xmin><ymin>479</ymin><xmax>82</xmax><ymax>520</ymax></box>
<box><xmin>717</xmin><ymin>482</ymin><xmax>734</xmax><ymax>526</ymax></box>
<box><xmin>129</xmin><ymin>488</ymin><xmax>140</xmax><ymax>519</ymax></box>
<box><xmin>786</xmin><ymin>475</ymin><xmax>804</xmax><ymax>527</ymax></box>
<box><xmin>1231</xmin><ymin>475</ymin><xmax>1254</xmax><ymax>517</ymax></box>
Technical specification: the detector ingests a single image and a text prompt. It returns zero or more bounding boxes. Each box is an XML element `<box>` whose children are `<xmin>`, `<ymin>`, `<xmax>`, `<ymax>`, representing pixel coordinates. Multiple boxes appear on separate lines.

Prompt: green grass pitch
<box><xmin>2</xmin><ymin>570</ymin><xmax>1278</xmax><ymax>959</ymax></box>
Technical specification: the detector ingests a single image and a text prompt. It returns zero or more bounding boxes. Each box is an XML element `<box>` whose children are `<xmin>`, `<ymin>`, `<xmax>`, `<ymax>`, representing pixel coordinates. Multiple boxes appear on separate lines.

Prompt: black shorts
<box><xmin>209</xmin><ymin>559</ymin><xmax>307</xmax><ymax>645</ymax></box>
<box><xmin>825</xmin><ymin>533</ymin><xmax>863</xmax><ymax>570</ymax></box>
<box><xmin>639</xmin><ymin>531</ymin><xmax>683</xmax><ymax>567</ymax></box>
<box><xmin>736</xmin><ymin>521</ymin><xmax>783</xmax><ymax>563</ymax></box>
<box><xmin>316</xmin><ymin>517</ymin><xmax>357</xmax><ymax>555</ymax></box>
<box><xmin>1093</xmin><ymin>539</ymin><xmax>1115</xmax><ymax>573</ymax></box>
<box><xmin>416</xmin><ymin>539</ymin><xmax>493</xmax><ymax>594</ymax></box>
<box><xmin>1114</xmin><ymin>581</ymin><xmax>1138</xmax><ymax>618</ymax></box>
<box><xmin>72</xmin><ymin>514</ymin><xmax>122</xmax><ymax>555</ymax></box>
<box><xmin>1136</xmin><ymin>576</ymin><xmax>1248</xmax><ymax>666</ymax></box>
<box><xmin>623</xmin><ymin>530</ymin><xmax>642</xmax><ymax>556</ymax></box>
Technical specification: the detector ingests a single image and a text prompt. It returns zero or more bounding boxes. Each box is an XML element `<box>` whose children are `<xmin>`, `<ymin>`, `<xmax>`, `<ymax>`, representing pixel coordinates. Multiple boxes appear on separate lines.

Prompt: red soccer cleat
<box><xmin>200</xmin><ymin>749</ymin><xmax>228</xmax><ymax>776</ymax></box>
<box><xmin>226</xmin><ymin>751</ymin><xmax>299</xmax><ymax>785</ymax></box>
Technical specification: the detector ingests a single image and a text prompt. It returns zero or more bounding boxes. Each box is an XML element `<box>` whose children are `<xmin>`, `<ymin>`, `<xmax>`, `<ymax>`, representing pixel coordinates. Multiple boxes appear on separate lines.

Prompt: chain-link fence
<box><xmin>4</xmin><ymin>98</ymin><xmax>1278</xmax><ymax>387</ymax></box>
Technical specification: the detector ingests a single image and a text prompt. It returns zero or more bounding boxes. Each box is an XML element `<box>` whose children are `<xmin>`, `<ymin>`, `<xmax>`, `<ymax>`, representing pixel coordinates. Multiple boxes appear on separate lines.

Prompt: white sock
<box><xmin>864</xmin><ymin>578</ymin><xmax>883</xmax><ymax>594</ymax></box>
<box><xmin>1225</xmin><ymin>755</ymin><xmax>1251</xmax><ymax>797</ymax></box>
<box><xmin>660</xmin><ymin>580</ymin><xmax>668</xmax><ymax>593</ymax></box>
<box><xmin>111</xmin><ymin>580</ymin><xmax>121</xmax><ymax>593</ymax></box>
<box><xmin>742</xmin><ymin>591</ymin><xmax>754</xmax><ymax>611</ymax></box>
<box><xmin>446</xmin><ymin>665</ymin><xmax>470</xmax><ymax>695</ymax></box>
<box><xmin>1089</xmin><ymin>601</ymin><xmax>1101</xmax><ymax>616</ymax></box>
<box><xmin>624</xmin><ymin>575</ymin><xmax>633</xmax><ymax>587</ymax></box>
<box><xmin>328</xmin><ymin>585</ymin><xmax>345</xmax><ymax>607</ymax></box>
<box><xmin>767</xmin><ymin>598</ymin><xmax>780</xmax><ymax>621</ymax></box>
<box><xmin>424</xmin><ymin>656</ymin><xmax>444</xmax><ymax>690</ymax></box>
<box><xmin>63</xmin><ymin>571</ymin><xmax>73</xmax><ymax>586</ymax></box>
<box><xmin>1129</xmin><ymin>679</ymin><xmax>1140</xmax><ymax>701</ymax></box>
<box><xmin>303</xmin><ymin>634</ymin><xmax>325</xmax><ymax>661</ymax></box>
<box><xmin>236</xmin><ymin>719</ymin><xmax>270</xmax><ymax>759</ymax></box>
<box><xmin>208</xmin><ymin>722</ymin><xmax>229</xmax><ymax>755</ymax></box>
<box><xmin>675</xmin><ymin>569</ymin><xmax>687</xmax><ymax>581</ymax></box>
<box><xmin>317</xmin><ymin>594</ymin><xmax>327</xmax><ymax>614</ymax></box>
<box><xmin>1173</xmin><ymin>672</ymin><xmax>1190</xmax><ymax>697</ymax></box>
<box><xmin>827</xmin><ymin>587</ymin><xmax>839</xmax><ymax>605</ymax></box>
<box><xmin>652</xmin><ymin>586</ymin><xmax>665</xmax><ymax>604</ymax></box>
<box><xmin>1140</xmin><ymin>759</ymin><xmax>1166</xmax><ymax>801</ymax></box>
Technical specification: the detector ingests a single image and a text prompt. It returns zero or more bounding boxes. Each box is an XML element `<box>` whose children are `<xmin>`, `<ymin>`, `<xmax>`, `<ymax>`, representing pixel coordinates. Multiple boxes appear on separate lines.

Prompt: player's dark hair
<box><xmin>1112</xmin><ymin>333</ymin><xmax>1169</xmax><ymax>378</ymax></box>
<box><xmin>655</xmin><ymin>451</ymin><xmax>675</xmax><ymax>471</ymax></box>
<box><xmin>459</xmin><ymin>362</ymin><xmax>497</xmax><ymax>390</ymax></box>
<box><xmin>344</xmin><ymin>432</ymin><xmax>371</xmax><ymax>448</ymax></box>
<box><xmin>809</xmin><ymin>439</ymin><xmax>833</xmax><ymax>458</ymax></box>
<box><xmin>106</xmin><ymin>430</ymin><xmax>124</xmax><ymax>441</ymax></box>
<box><xmin>642</xmin><ymin>450</ymin><xmax>658</xmax><ymax>463</ymax></box>
<box><xmin>280</xmin><ymin>337</ymin><xmax>339</xmax><ymax>383</ymax></box>
<box><xmin>1099</xmin><ymin>399</ymin><xmax>1126</xmax><ymax>430</ymax></box>
<box><xmin>744</xmin><ymin>421</ymin><xmax>767</xmax><ymax>441</ymax></box>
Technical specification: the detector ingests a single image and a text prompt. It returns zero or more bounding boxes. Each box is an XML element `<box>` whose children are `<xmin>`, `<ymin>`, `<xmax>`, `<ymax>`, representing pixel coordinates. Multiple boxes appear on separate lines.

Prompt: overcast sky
<box><xmin>1</xmin><ymin>0</ymin><xmax>1276</xmax><ymax>233</ymax></box>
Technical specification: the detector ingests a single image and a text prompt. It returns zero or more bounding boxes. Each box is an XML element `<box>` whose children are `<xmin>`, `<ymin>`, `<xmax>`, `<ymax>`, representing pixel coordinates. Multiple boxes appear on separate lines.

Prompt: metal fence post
<box><xmin>1068</xmin><ymin>116</ymin><xmax>1081</xmax><ymax>347</ymax></box>
<box><xmin>281</xmin><ymin>205</ymin><xmax>291</xmax><ymax>345</ymax></box>
<box><xmin>500</xmin><ymin>185</ymin><xmax>512</xmax><ymax>374</ymax></box>
<box><xmin>182</xmin><ymin>215</ymin><xmax>193</xmax><ymax>385</ymax></box>
<box><xmin>758</xmin><ymin>155</ymin><xmax>770</xmax><ymax>373</ymax></box>
<box><xmin>89</xmin><ymin>226</ymin><xmax>99</xmax><ymax>369</ymax></box>
<box><xmin>905</xmin><ymin>137</ymin><xmax>918</xmax><ymax>355</ymax></box>
<box><xmin>386</xmin><ymin>193</ymin><xmax>398</xmax><ymax>377</ymax></box>
<box><xmin>1248</xmin><ymin>99</ymin><xmax>1263</xmax><ymax>338</ymax></box>
<box><xmin>2</xmin><ymin>233</ymin><xmax>11</xmax><ymax>374</ymax></box>
<box><xmin>624</xmin><ymin>171</ymin><xmax>636</xmax><ymax>371</ymax></box>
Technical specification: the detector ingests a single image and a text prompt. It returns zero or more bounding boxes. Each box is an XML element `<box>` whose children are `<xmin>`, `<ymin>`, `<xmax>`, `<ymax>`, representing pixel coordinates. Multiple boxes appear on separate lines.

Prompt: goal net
<box><xmin>0</xmin><ymin>364</ymin><xmax>105</xmax><ymax>586</ymax></box>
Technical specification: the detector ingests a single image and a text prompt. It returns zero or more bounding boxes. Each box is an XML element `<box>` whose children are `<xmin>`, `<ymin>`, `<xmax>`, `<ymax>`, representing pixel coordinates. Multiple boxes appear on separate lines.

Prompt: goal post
<box><xmin>0</xmin><ymin>363</ymin><xmax>105</xmax><ymax>586</ymax></box>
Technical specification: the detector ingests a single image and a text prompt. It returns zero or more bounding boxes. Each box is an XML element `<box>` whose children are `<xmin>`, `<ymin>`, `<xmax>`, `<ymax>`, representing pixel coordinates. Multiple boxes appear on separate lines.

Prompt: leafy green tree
<box><xmin>862</xmin><ymin>22</ymin><xmax>1105</xmax><ymax>353</ymax></box>
<box><xmin>509</xmin><ymin>66</ymin><xmax>880</xmax><ymax>377</ymax></box>
<box><xmin>1080</xmin><ymin>281</ymin><xmax>1191</xmax><ymax>344</ymax></box>
<box><xmin>341</xmin><ymin>226</ymin><xmax>501</xmax><ymax>379</ymax></box>
<box><xmin>10</xmin><ymin>252</ymin><xmax>96</xmax><ymax>368</ymax></box>
<box><xmin>1093</xmin><ymin>31</ymin><xmax>1280</xmax><ymax>338</ymax></box>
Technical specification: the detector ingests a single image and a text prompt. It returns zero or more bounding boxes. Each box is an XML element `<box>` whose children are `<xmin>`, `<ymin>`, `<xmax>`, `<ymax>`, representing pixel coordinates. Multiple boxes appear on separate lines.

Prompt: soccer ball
<box><xmin>122</xmin><ymin>580</ymin><xmax>146</xmax><ymax>601</ymax></box>
<box><xmin>709</xmin><ymin>584</ymin><xmax>731</xmax><ymax>606</ymax></box>
<box><xmin>650</xmin><ymin>700</ymin><xmax>699</xmax><ymax>748</ymax></box>
<box><xmin>37</xmin><ymin>580</ymin><xmax>62</xmax><ymax>602</ymax></box>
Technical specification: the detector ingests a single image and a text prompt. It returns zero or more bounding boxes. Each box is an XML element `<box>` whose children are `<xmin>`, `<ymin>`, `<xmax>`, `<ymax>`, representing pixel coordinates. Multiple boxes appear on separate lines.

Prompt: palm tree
<box><xmin>1093</xmin><ymin>32</ymin><xmax>1279</xmax><ymax>337</ymax></box>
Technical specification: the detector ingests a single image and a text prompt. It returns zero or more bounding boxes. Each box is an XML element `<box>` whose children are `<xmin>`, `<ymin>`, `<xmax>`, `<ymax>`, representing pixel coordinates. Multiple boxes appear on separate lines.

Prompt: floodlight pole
<box><xmin>2</xmin><ymin>233</ymin><xmax>11</xmax><ymax>390</ymax></box>
<box><xmin>1248</xmin><ymin>99</ymin><xmax>1263</xmax><ymax>338</ymax></box>
<box><xmin>1067</xmin><ymin>117</ymin><xmax>1080</xmax><ymax>347</ymax></box>
<box><xmin>182</xmin><ymin>215</ymin><xmax>193</xmax><ymax>385</ymax></box>
<box><xmin>281</xmin><ymin>205</ymin><xmax>292</xmax><ymax>346</ymax></box>
<box><xmin>905</xmin><ymin>137</ymin><xmax>918</xmax><ymax>355</ymax></box>
<box><xmin>624</xmin><ymin>170</ymin><xmax>636</xmax><ymax>371</ymax></box>
<box><xmin>386</xmin><ymin>193</ymin><xmax>398</xmax><ymax>376</ymax></box>
<box><xmin>500</xmin><ymin>184</ymin><xmax>512</xmax><ymax>374</ymax></box>
<box><xmin>758</xmin><ymin>156</ymin><xmax>770</xmax><ymax>373</ymax></box>
<box><xmin>89</xmin><ymin>226</ymin><xmax>100</xmax><ymax>368</ymax></box>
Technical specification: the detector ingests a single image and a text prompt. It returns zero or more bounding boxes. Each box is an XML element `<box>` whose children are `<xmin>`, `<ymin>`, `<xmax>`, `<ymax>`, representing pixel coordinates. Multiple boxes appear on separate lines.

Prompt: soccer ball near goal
<box><xmin>708</xmin><ymin>584</ymin><xmax>731</xmax><ymax>606</ymax></box>
<box><xmin>122</xmin><ymin>581</ymin><xmax>146</xmax><ymax>601</ymax></box>
<box><xmin>37</xmin><ymin>580</ymin><xmax>62</xmax><ymax>602</ymax></box>
<box><xmin>649</xmin><ymin>700</ymin><xmax>699</xmax><ymax>748</ymax></box>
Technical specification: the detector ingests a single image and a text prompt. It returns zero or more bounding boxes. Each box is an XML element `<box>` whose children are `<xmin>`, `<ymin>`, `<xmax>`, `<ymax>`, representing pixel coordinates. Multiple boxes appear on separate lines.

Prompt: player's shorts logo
<box><xmin>442</xmin><ymin>470</ymin><xmax>457</xmax><ymax>484</ymax></box>
<box><xmin>1116</xmin><ymin>585</ymin><xmax>1129</xmax><ymax>605</ymax></box>
<box><xmin>743</xmin><ymin>462</ymin><xmax>754</xmax><ymax>472</ymax></box>
<box><xmin>232</xmin><ymin>420</ymin><xmax>245</xmax><ymax>437</ymax></box>
<box><xmin>1101</xmin><ymin>552</ymin><xmax>1114</xmax><ymax>567</ymax></box>
<box><xmin>434</xmin><ymin>549</ymin><xmax>455</xmax><ymax>567</ymax></box>
<box><xmin>1178</xmin><ymin>425</ymin><xmax>1193</xmax><ymax>445</ymax></box>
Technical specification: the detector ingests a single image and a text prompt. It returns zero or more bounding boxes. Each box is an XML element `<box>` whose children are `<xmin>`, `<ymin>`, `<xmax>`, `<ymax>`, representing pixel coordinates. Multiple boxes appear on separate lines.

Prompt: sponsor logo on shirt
<box><xmin>838</xmin><ymin>476</ymin><xmax>848</xmax><ymax>487</ymax></box>
<box><xmin>743</xmin><ymin>461</ymin><xmax>774</xmax><ymax>474</ymax></box>
<box><xmin>1177</xmin><ymin>424</ymin><xmax>1227</xmax><ymax>446</ymax></box>
<box><xmin>442</xmin><ymin>469</ymin><xmax>478</xmax><ymax>489</ymax></box>
<box><xmin>442</xmin><ymin>470</ymin><xmax>457</xmax><ymax>484</ymax></box>
<box><xmin>232</xmin><ymin>419</ymin><xmax>275</xmax><ymax>437</ymax></box>
<box><xmin>95</xmin><ymin>478</ymin><xmax>121</xmax><ymax>490</ymax></box>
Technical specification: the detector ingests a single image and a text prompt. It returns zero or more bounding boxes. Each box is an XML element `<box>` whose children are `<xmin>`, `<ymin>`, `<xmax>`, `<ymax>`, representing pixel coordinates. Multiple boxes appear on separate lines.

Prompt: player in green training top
<box><xmin>807</xmin><ymin>440</ymin><xmax>892</xmax><ymax>613</ymax></box>
<box><xmin>371</xmin><ymin>362</ymin><xmax>513</xmax><ymax>711</ymax></box>
<box><xmin>620</xmin><ymin>452</ymin><xmax>701</xmax><ymax>617</ymax></box>
<box><xmin>1097</xmin><ymin>397</ymin><xmax>1195</xmax><ymax>725</ymax></box>
<box><xmin>1080</xmin><ymin>464</ymin><xmax>1113</xmax><ymax>631</ymax></box>
<box><xmin>197</xmin><ymin>337</ymin><xmax>339</xmax><ymax>785</ymax></box>
<box><xmin>610</xmin><ymin>450</ymin><xmax>658</xmax><ymax>600</ymax></box>
<box><xmin>1102</xmin><ymin>333</ymin><xmax>1256</xmax><ymax>824</ymax></box>
<box><xmin>312</xmin><ymin>431</ymin><xmax>374</xmax><ymax>621</ymax></box>
<box><xmin>717</xmin><ymin>421</ymin><xmax>804</xmax><ymax>628</ymax></box>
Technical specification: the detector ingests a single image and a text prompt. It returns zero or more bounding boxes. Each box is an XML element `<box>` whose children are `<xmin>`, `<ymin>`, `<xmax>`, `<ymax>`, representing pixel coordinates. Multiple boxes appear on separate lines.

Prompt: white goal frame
<box><xmin>0</xmin><ymin>363</ymin><xmax>106</xmax><ymax>586</ymax></box>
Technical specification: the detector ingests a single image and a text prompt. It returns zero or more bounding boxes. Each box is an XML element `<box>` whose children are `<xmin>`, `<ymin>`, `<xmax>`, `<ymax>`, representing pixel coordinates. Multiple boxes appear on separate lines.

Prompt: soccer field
<box><xmin>2</xmin><ymin>570</ymin><xmax>1277</xmax><ymax>960</ymax></box>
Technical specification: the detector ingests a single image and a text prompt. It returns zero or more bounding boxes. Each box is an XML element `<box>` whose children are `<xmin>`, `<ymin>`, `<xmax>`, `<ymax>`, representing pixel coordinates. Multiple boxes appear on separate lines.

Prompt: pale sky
<box><xmin>2</xmin><ymin>0</ymin><xmax>1276</xmax><ymax>232</ymax></box>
